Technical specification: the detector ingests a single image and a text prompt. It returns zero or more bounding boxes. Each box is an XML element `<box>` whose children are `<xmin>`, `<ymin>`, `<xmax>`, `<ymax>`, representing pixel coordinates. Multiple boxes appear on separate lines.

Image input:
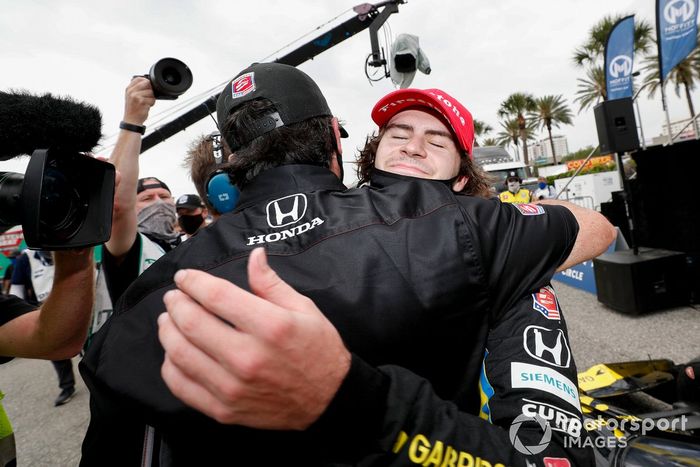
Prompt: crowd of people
<box><xmin>0</xmin><ymin>63</ymin><xmax>620</xmax><ymax>466</ymax></box>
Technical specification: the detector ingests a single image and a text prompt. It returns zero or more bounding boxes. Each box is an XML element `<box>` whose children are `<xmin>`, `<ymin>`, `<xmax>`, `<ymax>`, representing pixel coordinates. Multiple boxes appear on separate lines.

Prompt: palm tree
<box><xmin>473</xmin><ymin>119</ymin><xmax>493</xmax><ymax>147</ymax></box>
<box><xmin>482</xmin><ymin>137</ymin><xmax>499</xmax><ymax>147</ymax></box>
<box><xmin>498</xmin><ymin>93</ymin><xmax>536</xmax><ymax>174</ymax></box>
<box><xmin>574</xmin><ymin>65</ymin><xmax>606</xmax><ymax>112</ymax></box>
<box><xmin>640</xmin><ymin>35</ymin><xmax>700</xmax><ymax>130</ymax></box>
<box><xmin>496</xmin><ymin>118</ymin><xmax>521</xmax><ymax>158</ymax></box>
<box><xmin>530</xmin><ymin>95</ymin><xmax>573</xmax><ymax>165</ymax></box>
<box><xmin>572</xmin><ymin>14</ymin><xmax>654</xmax><ymax>68</ymax></box>
<box><xmin>496</xmin><ymin>118</ymin><xmax>537</xmax><ymax>160</ymax></box>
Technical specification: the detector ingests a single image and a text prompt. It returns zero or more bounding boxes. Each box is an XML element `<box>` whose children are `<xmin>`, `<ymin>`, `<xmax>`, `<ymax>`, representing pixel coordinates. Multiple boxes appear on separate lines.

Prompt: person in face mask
<box><xmin>498</xmin><ymin>171</ymin><xmax>532</xmax><ymax>204</ymax></box>
<box><xmin>175</xmin><ymin>194</ymin><xmax>209</xmax><ymax>238</ymax></box>
<box><xmin>135</xmin><ymin>177</ymin><xmax>182</xmax><ymax>250</ymax></box>
<box><xmin>533</xmin><ymin>175</ymin><xmax>556</xmax><ymax>200</ymax></box>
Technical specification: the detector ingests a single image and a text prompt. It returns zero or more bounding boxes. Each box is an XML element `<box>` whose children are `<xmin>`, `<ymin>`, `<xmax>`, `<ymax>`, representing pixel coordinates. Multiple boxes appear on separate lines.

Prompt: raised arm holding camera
<box><xmin>98</xmin><ymin>76</ymin><xmax>180</xmax><ymax>306</ymax></box>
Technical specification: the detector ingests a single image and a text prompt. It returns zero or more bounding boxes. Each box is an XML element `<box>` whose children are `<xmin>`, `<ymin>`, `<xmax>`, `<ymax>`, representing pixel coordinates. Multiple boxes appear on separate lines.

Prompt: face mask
<box><xmin>137</xmin><ymin>200</ymin><xmax>178</xmax><ymax>241</ymax></box>
<box><xmin>178</xmin><ymin>214</ymin><xmax>205</xmax><ymax>235</ymax></box>
<box><xmin>507</xmin><ymin>181</ymin><xmax>520</xmax><ymax>193</ymax></box>
<box><xmin>538</xmin><ymin>182</ymin><xmax>547</xmax><ymax>190</ymax></box>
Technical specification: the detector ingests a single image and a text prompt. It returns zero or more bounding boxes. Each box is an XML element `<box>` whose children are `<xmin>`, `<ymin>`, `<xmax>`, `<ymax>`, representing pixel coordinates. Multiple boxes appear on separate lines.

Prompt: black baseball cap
<box><xmin>137</xmin><ymin>177</ymin><xmax>171</xmax><ymax>194</ymax></box>
<box><xmin>216</xmin><ymin>62</ymin><xmax>344</xmax><ymax>151</ymax></box>
<box><xmin>175</xmin><ymin>194</ymin><xmax>204</xmax><ymax>210</ymax></box>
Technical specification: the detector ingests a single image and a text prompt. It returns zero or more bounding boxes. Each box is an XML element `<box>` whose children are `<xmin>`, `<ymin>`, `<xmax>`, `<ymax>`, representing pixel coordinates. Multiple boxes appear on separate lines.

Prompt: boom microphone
<box><xmin>0</xmin><ymin>90</ymin><xmax>102</xmax><ymax>160</ymax></box>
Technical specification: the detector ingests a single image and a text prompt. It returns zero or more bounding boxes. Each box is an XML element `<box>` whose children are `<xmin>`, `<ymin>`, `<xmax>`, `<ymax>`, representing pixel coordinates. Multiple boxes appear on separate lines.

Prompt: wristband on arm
<box><xmin>119</xmin><ymin>121</ymin><xmax>146</xmax><ymax>134</ymax></box>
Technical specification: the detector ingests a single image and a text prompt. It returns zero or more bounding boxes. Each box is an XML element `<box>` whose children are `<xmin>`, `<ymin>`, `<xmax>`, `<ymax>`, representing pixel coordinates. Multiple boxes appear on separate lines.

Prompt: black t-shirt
<box><xmin>0</xmin><ymin>294</ymin><xmax>36</xmax><ymax>363</ymax></box>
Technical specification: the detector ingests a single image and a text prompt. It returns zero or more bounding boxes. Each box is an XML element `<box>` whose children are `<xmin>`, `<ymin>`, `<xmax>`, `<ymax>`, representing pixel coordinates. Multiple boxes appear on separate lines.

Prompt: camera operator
<box><xmin>0</xmin><ymin>88</ymin><xmax>116</xmax><ymax>465</ymax></box>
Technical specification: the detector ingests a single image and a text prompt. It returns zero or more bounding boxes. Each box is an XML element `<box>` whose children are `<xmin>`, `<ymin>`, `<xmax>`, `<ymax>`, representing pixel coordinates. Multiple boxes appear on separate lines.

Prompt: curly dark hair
<box><xmin>355</xmin><ymin>128</ymin><xmax>495</xmax><ymax>198</ymax></box>
<box><xmin>221</xmin><ymin>98</ymin><xmax>336</xmax><ymax>188</ymax></box>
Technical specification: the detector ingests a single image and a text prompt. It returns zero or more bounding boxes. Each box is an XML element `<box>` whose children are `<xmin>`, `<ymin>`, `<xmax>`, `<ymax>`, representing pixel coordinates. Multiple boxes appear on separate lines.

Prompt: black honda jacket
<box><xmin>80</xmin><ymin>165</ymin><xmax>593</xmax><ymax>466</ymax></box>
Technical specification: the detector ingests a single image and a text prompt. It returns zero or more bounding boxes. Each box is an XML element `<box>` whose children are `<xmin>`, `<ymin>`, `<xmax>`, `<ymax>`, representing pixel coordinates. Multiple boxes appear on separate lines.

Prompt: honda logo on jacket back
<box><xmin>247</xmin><ymin>193</ymin><xmax>324</xmax><ymax>246</ymax></box>
<box><xmin>266</xmin><ymin>194</ymin><xmax>307</xmax><ymax>228</ymax></box>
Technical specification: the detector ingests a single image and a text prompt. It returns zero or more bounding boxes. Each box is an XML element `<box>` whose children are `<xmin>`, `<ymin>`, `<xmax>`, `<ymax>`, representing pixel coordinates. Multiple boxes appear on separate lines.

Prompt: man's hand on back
<box><xmin>158</xmin><ymin>247</ymin><xmax>351</xmax><ymax>429</ymax></box>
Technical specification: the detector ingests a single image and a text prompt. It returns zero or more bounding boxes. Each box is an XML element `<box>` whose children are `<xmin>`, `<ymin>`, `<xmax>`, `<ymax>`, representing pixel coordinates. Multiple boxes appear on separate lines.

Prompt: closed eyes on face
<box><xmin>385</xmin><ymin>123</ymin><xmax>454</xmax><ymax>151</ymax></box>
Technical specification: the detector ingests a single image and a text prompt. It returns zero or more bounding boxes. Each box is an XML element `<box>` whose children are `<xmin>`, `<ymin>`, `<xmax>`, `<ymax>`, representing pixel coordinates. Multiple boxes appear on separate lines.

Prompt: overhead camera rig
<box><xmin>140</xmin><ymin>0</ymin><xmax>406</xmax><ymax>153</ymax></box>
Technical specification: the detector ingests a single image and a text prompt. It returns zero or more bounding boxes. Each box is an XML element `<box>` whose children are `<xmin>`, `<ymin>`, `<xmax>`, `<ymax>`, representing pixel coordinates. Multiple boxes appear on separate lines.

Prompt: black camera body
<box><xmin>146</xmin><ymin>58</ymin><xmax>193</xmax><ymax>100</ymax></box>
<box><xmin>0</xmin><ymin>150</ymin><xmax>115</xmax><ymax>249</ymax></box>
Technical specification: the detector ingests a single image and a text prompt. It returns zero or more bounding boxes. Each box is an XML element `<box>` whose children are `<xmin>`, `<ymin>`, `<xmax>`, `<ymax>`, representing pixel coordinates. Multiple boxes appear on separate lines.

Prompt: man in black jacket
<box><xmin>80</xmin><ymin>63</ymin><xmax>614</xmax><ymax>466</ymax></box>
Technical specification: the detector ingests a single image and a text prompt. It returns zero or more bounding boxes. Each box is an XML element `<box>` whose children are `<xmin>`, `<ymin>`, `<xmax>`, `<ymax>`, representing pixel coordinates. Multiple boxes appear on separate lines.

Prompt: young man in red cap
<box><xmin>356</xmin><ymin>88</ymin><xmax>492</xmax><ymax>196</ymax></box>
<box><xmin>81</xmin><ymin>67</ymin><xmax>611</xmax><ymax>466</ymax></box>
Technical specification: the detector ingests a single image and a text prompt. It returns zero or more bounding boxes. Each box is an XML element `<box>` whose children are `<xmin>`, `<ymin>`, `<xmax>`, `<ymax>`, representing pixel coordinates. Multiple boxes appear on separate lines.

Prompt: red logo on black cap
<box><xmin>231</xmin><ymin>72</ymin><xmax>255</xmax><ymax>99</ymax></box>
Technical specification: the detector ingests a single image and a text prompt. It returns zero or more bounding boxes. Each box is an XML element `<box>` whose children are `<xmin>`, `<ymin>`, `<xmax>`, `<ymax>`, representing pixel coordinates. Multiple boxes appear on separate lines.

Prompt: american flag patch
<box><xmin>514</xmin><ymin>203</ymin><xmax>545</xmax><ymax>216</ymax></box>
<box><xmin>532</xmin><ymin>285</ymin><xmax>561</xmax><ymax>320</ymax></box>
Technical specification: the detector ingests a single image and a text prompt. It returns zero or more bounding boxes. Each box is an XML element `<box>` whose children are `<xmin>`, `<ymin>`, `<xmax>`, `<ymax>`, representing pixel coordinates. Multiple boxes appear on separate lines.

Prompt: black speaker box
<box><xmin>594</xmin><ymin>98</ymin><xmax>640</xmax><ymax>153</ymax></box>
<box><xmin>593</xmin><ymin>248</ymin><xmax>690</xmax><ymax>314</ymax></box>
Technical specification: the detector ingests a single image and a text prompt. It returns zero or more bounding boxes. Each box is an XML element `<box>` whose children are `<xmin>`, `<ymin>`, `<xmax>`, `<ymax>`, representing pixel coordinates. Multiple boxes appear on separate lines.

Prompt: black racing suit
<box><xmin>80</xmin><ymin>165</ymin><xmax>594</xmax><ymax>466</ymax></box>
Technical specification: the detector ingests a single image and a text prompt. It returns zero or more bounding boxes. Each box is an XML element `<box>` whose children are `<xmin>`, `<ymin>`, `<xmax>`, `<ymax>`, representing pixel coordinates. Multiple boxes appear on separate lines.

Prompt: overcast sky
<box><xmin>0</xmin><ymin>0</ymin><xmax>692</xmax><ymax>196</ymax></box>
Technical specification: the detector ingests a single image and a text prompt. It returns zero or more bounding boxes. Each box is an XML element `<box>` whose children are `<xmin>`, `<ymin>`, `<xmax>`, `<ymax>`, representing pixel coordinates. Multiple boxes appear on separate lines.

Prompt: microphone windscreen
<box><xmin>0</xmin><ymin>90</ymin><xmax>103</xmax><ymax>160</ymax></box>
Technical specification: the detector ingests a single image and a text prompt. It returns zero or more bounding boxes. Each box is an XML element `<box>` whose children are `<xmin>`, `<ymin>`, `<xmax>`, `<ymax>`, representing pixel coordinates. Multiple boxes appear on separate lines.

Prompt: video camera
<box><xmin>0</xmin><ymin>91</ymin><xmax>115</xmax><ymax>249</ymax></box>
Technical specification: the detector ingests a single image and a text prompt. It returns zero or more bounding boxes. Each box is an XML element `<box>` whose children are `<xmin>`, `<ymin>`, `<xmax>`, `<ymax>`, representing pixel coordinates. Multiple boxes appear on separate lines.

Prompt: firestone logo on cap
<box><xmin>231</xmin><ymin>72</ymin><xmax>255</xmax><ymax>99</ymax></box>
<box><xmin>430</xmin><ymin>91</ymin><xmax>467</xmax><ymax>128</ymax></box>
<box><xmin>376</xmin><ymin>92</ymin><xmax>467</xmax><ymax>128</ymax></box>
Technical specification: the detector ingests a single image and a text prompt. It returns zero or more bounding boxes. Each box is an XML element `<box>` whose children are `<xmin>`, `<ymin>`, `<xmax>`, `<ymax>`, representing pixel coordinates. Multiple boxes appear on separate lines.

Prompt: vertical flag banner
<box><xmin>605</xmin><ymin>15</ymin><xmax>635</xmax><ymax>100</ymax></box>
<box><xmin>657</xmin><ymin>0</ymin><xmax>699</xmax><ymax>82</ymax></box>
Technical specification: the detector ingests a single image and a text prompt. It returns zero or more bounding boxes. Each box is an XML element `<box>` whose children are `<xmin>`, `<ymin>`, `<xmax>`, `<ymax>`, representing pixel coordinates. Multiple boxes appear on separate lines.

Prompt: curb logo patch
<box><xmin>533</xmin><ymin>286</ymin><xmax>561</xmax><ymax>320</ymax></box>
<box><xmin>231</xmin><ymin>72</ymin><xmax>255</xmax><ymax>99</ymax></box>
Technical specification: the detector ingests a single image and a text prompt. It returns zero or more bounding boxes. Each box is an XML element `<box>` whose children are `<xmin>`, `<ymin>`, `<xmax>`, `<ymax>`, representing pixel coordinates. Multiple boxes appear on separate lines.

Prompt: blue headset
<box><xmin>206</xmin><ymin>131</ymin><xmax>240</xmax><ymax>214</ymax></box>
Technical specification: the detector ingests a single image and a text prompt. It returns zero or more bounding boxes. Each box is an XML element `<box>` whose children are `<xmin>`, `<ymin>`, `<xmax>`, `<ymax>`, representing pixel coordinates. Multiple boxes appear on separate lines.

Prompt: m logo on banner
<box><xmin>609</xmin><ymin>55</ymin><xmax>632</xmax><ymax>78</ymax></box>
<box><xmin>665</xmin><ymin>0</ymin><xmax>696</xmax><ymax>23</ymax></box>
<box><xmin>266</xmin><ymin>194</ymin><xmax>307</xmax><ymax>228</ymax></box>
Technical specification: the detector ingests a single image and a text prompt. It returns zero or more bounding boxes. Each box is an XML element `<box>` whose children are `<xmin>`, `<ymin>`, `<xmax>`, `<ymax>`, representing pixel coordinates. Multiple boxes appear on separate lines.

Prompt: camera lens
<box><xmin>149</xmin><ymin>58</ymin><xmax>193</xmax><ymax>100</ymax></box>
<box><xmin>0</xmin><ymin>172</ymin><xmax>24</xmax><ymax>228</ymax></box>
<box><xmin>162</xmin><ymin>67</ymin><xmax>182</xmax><ymax>86</ymax></box>
<box><xmin>40</xmin><ymin>167</ymin><xmax>85</xmax><ymax>241</ymax></box>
